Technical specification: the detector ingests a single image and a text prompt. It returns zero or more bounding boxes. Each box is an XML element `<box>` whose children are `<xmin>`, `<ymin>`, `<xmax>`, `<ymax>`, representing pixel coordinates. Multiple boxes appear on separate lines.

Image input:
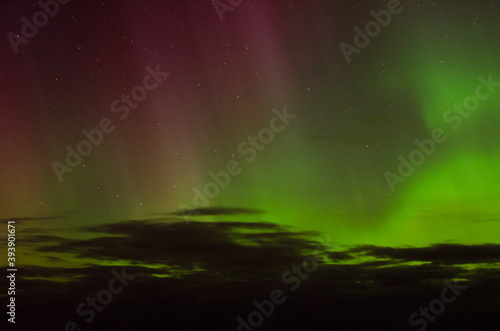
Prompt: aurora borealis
<box><xmin>1</xmin><ymin>0</ymin><xmax>500</xmax><ymax>330</ymax></box>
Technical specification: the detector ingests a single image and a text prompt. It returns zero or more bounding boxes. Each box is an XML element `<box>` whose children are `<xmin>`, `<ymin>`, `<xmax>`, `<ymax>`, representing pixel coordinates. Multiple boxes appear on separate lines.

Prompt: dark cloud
<box><xmin>0</xmin><ymin>215</ymin><xmax>68</xmax><ymax>223</ymax></box>
<box><xmin>169</xmin><ymin>206</ymin><xmax>263</xmax><ymax>216</ymax></box>
<box><xmin>8</xmin><ymin>219</ymin><xmax>500</xmax><ymax>330</ymax></box>
<box><xmin>346</xmin><ymin>244</ymin><xmax>500</xmax><ymax>264</ymax></box>
<box><xmin>35</xmin><ymin>220</ymin><xmax>321</xmax><ymax>277</ymax></box>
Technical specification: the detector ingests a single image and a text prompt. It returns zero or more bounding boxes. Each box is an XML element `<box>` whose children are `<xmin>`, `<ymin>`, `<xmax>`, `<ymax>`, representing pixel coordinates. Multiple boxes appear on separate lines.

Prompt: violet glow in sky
<box><xmin>1</xmin><ymin>1</ymin><xmax>500</xmax><ymax>330</ymax></box>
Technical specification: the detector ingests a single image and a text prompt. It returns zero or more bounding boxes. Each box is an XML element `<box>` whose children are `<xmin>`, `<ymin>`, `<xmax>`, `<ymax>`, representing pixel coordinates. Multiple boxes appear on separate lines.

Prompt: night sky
<box><xmin>1</xmin><ymin>0</ymin><xmax>500</xmax><ymax>330</ymax></box>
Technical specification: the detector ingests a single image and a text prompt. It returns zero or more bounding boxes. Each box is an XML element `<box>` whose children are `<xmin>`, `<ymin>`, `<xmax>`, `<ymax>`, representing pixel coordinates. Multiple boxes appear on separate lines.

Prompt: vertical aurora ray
<box><xmin>0</xmin><ymin>0</ymin><xmax>499</xmax><ymax>272</ymax></box>
<box><xmin>361</xmin><ymin>7</ymin><xmax>500</xmax><ymax>247</ymax></box>
<box><xmin>2</xmin><ymin>1</ymin><xmax>500</xmax><ymax>329</ymax></box>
